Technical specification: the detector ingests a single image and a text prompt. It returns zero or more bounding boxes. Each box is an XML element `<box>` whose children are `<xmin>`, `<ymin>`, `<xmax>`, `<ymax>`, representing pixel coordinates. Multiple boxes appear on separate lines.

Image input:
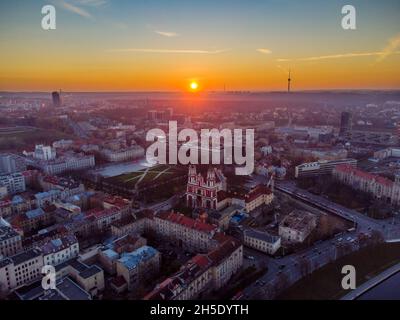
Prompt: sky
<box><xmin>0</xmin><ymin>0</ymin><xmax>399</xmax><ymax>92</ymax></box>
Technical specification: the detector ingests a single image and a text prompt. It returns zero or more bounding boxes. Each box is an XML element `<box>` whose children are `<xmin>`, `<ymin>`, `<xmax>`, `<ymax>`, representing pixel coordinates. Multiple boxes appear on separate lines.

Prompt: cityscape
<box><xmin>0</xmin><ymin>0</ymin><xmax>400</xmax><ymax>307</ymax></box>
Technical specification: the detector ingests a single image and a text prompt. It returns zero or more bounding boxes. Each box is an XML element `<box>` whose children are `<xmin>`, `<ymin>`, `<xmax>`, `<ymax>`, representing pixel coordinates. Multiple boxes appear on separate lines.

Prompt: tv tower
<box><xmin>287</xmin><ymin>69</ymin><xmax>291</xmax><ymax>93</ymax></box>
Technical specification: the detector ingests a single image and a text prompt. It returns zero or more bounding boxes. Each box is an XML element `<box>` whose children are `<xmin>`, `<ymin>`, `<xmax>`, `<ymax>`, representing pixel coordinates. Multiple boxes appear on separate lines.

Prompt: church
<box><xmin>186</xmin><ymin>165</ymin><xmax>227</xmax><ymax>210</ymax></box>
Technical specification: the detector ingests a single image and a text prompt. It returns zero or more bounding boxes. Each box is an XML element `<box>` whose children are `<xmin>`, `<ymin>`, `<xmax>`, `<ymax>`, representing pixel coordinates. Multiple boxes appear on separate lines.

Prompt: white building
<box><xmin>101</xmin><ymin>145</ymin><xmax>145</xmax><ymax>162</ymax></box>
<box><xmin>0</xmin><ymin>173</ymin><xmax>26</xmax><ymax>195</ymax></box>
<box><xmin>243</xmin><ymin>229</ymin><xmax>281</xmax><ymax>255</ymax></box>
<box><xmin>295</xmin><ymin>158</ymin><xmax>357</xmax><ymax>178</ymax></box>
<box><xmin>0</xmin><ymin>154</ymin><xmax>26</xmax><ymax>175</ymax></box>
<box><xmin>40</xmin><ymin>235</ymin><xmax>79</xmax><ymax>266</ymax></box>
<box><xmin>34</xmin><ymin>145</ymin><xmax>56</xmax><ymax>161</ymax></box>
<box><xmin>0</xmin><ymin>248</ymin><xmax>44</xmax><ymax>292</ymax></box>
<box><xmin>0</xmin><ymin>224</ymin><xmax>23</xmax><ymax>258</ymax></box>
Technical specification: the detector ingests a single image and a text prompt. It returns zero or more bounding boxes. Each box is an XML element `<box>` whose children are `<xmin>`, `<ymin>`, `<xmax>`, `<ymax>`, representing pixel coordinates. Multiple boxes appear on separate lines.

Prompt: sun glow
<box><xmin>189</xmin><ymin>81</ymin><xmax>199</xmax><ymax>91</ymax></box>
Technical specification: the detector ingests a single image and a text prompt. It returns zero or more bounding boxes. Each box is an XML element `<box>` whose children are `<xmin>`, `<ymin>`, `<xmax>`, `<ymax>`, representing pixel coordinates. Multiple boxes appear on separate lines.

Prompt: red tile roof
<box><xmin>157</xmin><ymin>211</ymin><xmax>217</xmax><ymax>233</ymax></box>
<box><xmin>335</xmin><ymin>164</ymin><xmax>393</xmax><ymax>187</ymax></box>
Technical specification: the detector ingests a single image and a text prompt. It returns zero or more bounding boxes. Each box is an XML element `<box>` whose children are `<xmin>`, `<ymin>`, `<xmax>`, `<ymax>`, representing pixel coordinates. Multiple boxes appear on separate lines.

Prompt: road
<box><xmin>241</xmin><ymin>179</ymin><xmax>400</xmax><ymax>299</ymax></box>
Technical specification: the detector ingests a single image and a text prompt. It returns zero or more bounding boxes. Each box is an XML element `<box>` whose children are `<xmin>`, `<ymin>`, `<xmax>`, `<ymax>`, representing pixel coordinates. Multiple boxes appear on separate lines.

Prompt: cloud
<box><xmin>54</xmin><ymin>0</ymin><xmax>108</xmax><ymax>19</ymax></box>
<box><xmin>106</xmin><ymin>48</ymin><xmax>230</xmax><ymax>54</ymax></box>
<box><xmin>257</xmin><ymin>48</ymin><xmax>272</xmax><ymax>54</ymax></box>
<box><xmin>277</xmin><ymin>50</ymin><xmax>400</xmax><ymax>62</ymax></box>
<box><xmin>155</xmin><ymin>30</ymin><xmax>179</xmax><ymax>37</ymax></box>
<box><xmin>76</xmin><ymin>0</ymin><xmax>107</xmax><ymax>6</ymax></box>
<box><xmin>57</xmin><ymin>0</ymin><xmax>92</xmax><ymax>18</ymax></box>
<box><xmin>377</xmin><ymin>34</ymin><xmax>400</xmax><ymax>62</ymax></box>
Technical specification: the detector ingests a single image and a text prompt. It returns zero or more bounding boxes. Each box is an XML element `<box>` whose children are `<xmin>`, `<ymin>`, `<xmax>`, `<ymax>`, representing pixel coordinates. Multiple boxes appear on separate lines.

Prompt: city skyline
<box><xmin>0</xmin><ymin>0</ymin><xmax>400</xmax><ymax>92</ymax></box>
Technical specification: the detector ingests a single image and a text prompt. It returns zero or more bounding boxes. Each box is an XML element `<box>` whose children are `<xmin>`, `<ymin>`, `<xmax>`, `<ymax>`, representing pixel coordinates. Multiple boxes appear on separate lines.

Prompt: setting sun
<box><xmin>190</xmin><ymin>81</ymin><xmax>199</xmax><ymax>91</ymax></box>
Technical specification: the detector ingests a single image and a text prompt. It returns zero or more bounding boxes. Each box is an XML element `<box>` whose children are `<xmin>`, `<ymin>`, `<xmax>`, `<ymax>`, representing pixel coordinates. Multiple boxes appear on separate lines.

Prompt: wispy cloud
<box><xmin>257</xmin><ymin>48</ymin><xmax>272</xmax><ymax>54</ymax></box>
<box><xmin>106</xmin><ymin>48</ymin><xmax>230</xmax><ymax>54</ymax></box>
<box><xmin>277</xmin><ymin>50</ymin><xmax>400</xmax><ymax>62</ymax></box>
<box><xmin>53</xmin><ymin>0</ymin><xmax>107</xmax><ymax>19</ymax></box>
<box><xmin>155</xmin><ymin>30</ymin><xmax>179</xmax><ymax>37</ymax></box>
<box><xmin>76</xmin><ymin>0</ymin><xmax>107</xmax><ymax>6</ymax></box>
<box><xmin>57</xmin><ymin>0</ymin><xmax>92</xmax><ymax>18</ymax></box>
<box><xmin>377</xmin><ymin>33</ymin><xmax>400</xmax><ymax>62</ymax></box>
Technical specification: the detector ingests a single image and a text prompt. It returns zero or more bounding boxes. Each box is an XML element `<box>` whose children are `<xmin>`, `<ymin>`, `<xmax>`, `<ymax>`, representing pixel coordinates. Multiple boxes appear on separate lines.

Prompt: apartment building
<box><xmin>40</xmin><ymin>234</ymin><xmax>79</xmax><ymax>266</ymax></box>
<box><xmin>295</xmin><ymin>158</ymin><xmax>357</xmax><ymax>178</ymax></box>
<box><xmin>333</xmin><ymin>164</ymin><xmax>400</xmax><ymax>206</ymax></box>
<box><xmin>116</xmin><ymin>246</ymin><xmax>160</xmax><ymax>291</ymax></box>
<box><xmin>101</xmin><ymin>145</ymin><xmax>145</xmax><ymax>162</ymax></box>
<box><xmin>243</xmin><ymin>229</ymin><xmax>281</xmax><ymax>255</ymax></box>
<box><xmin>0</xmin><ymin>173</ymin><xmax>26</xmax><ymax>195</ymax></box>
<box><xmin>0</xmin><ymin>224</ymin><xmax>23</xmax><ymax>258</ymax></box>
<box><xmin>154</xmin><ymin>211</ymin><xmax>218</xmax><ymax>253</ymax></box>
<box><xmin>0</xmin><ymin>248</ymin><xmax>44</xmax><ymax>292</ymax></box>
<box><xmin>144</xmin><ymin>236</ymin><xmax>243</xmax><ymax>300</ymax></box>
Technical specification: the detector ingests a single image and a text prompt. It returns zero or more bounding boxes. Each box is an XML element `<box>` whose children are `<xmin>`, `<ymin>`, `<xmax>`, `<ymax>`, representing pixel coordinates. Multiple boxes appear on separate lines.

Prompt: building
<box><xmin>0</xmin><ymin>173</ymin><xmax>26</xmax><ymax>196</ymax></box>
<box><xmin>295</xmin><ymin>158</ymin><xmax>357</xmax><ymax>178</ymax></box>
<box><xmin>279</xmin><ymin>210</ymin><xmax>317</xmax><ymax>243</ymax></box>
<box><xmin>373</xmin><ymin>147</ymin><xmax>400</xmax><ymax>160</ymax></box>
<box><xmin>339</xmin><ymin>111</ymin><xmax>352</xmax><ymax>137</ymax></box>
<box><xmin>99</xmin><ymin>233</ymin><xmax>146</xmax><ymax>274</ymax></box>
<box><xmin>243</xmin><ymin>229</ymin><xmax>281</xmax><ymax>255</ymax></box>
<box><xmin>116</xmin><ymin>246</ymin><xmax>160</xmax><ymax>291</ymax></box>
<box><xmin>52</xmin><ymin>91</ymin><xmax>61</xmax><ymax>108</ymax></box>
<box><xmin>15</xmin><ymin>276</ymin><xmax>91</xmax><ymax>300</ymax></box>
<box><xmin>186</xmin><ymin>166</ymin><xmax>227</xmax><ymax>210</ymax></box>
<box><xmin>207</xmin><ymin>237</ymin><xmax>243</xmax><ymax>290</ymax></box>
<box><xmin>100</xmin><ymin>145</ymin><xmax>145</xmax><ymax>162</ymax></box>
<box><xmin>55</xmin><ymin>259</ymin><xmax>105</xmax><ymax>297</ymax></box>
<box><xmin>40</xmin><ymin>234</ymin><xmax>79</xmax><ymax>266</ymax></box>
<box><xmin>155</xmin><ymin>211</ymin><xmax>218</xmax><ymax>253</ymax></box>
<box><xmin>242</xmin><ymin>184</ymin><xmax>274</xmax><ymax>213</ymax></box>
<box><xmin>0</xmin><ymin>153</ymin><xmax>26</xmax><ymax>175</ymax></box>
<box><xmin>0</xmin><ymin>248</ymin><xmax>44</xmax><ymax>292</ymax></box>
<box><xmin>144</xmin><ymin>237</ymin><xmax>242</xmax><ymax>300</ymax></box>
<box><xmin>12</xmin><ymin>206</ymin><xmax>55</xmax><ymax>234</ymax></box>
<box><xmin>34</xmin><ymin>145</ymin><xmax>57</xmax><ymax>161</ymax></box>
<box><xmin>39</xmin><ymin>175</ymin><xmax>85</xmax><ymax>199</ymax></box>
<box><xmin>0</xmin><ymin>173</ymin><xmax>26</xmax><ymax>195</ymax></box>
<box><xmin>0</xmin><ymin>223</ymin><xmax>23</xmax><ymax>258</ymax></box>
<box><xmin>28</xmin><ymin>152</ymin><xmax>95</xmax><ymax>175</ymax></box>
<box><xmin>333</xmin><ymin>164</ymin><xmax>400</xmax><ymax>206</ymax></box>
<box><xmin>193</xmin><ymin>205</ymin><xmax>241</xmax><ymax>231</ymax></box>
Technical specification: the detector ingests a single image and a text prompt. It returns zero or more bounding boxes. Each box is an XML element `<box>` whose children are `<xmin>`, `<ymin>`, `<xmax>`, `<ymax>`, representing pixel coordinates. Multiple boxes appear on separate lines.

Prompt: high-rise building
<box><xmin>34</xmin><ymin>145</ymin><xmax>56</xmax><ymax>161</ymax></box>
<box><xmin>339</xmin><ymin>111</ymin><xmax>353</xmax><ymax>137</ymax></box>
<box><xmin>52</xmin><ymin>91</ymin><xmax>61</xmax><ymax>108</ymax></box>
<box><xmin>0</xmin><ymin>154</ymin><xmax>26</xmax><ymax>175</ymax></box>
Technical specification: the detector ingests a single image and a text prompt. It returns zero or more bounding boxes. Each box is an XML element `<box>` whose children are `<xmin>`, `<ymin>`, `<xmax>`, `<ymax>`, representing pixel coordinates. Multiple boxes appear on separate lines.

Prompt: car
<box><xmin>279</xmin><ymin>265</ymin><xmax>286</xmax><ymax>270</ymax></box>
<box><xmin>245</xmin><ymin>255</ymin><xmax>255</xmax><ymax>260</ymax></box>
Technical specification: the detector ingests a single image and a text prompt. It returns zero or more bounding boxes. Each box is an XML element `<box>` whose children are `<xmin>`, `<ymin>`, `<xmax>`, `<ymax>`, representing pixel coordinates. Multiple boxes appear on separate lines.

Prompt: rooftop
<box><xmin>118</xmin><ymin>245</ymin><xmax>158</xmax><ymax>270</ymax></box>
<box><xmin>244</xmin><ymin>229</ymin><xmax>280</xmax><ymax>244</ymax></box>
<box><xmin>157</xmin><ymin>211</ymin><xmax>217</xmax><ymax>234</ymax></box>
<box><xmin>0</xmin><ymin>225</ymin><xmax>20</xmax><ymax>242</ymax></box>
<box><xmin>40</xmin><ymin>234</ymin><xmax>78</xmax><ymax>255</ymax></box>
<box><xmin>10</xmin><ymin>248</ymin><xmax>42</xmax><ymax>266</ymax></box>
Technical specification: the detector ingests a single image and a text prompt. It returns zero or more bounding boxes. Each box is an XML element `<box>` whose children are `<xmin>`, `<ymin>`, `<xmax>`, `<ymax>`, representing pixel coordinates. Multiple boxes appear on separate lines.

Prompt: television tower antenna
<box><xmin>287</xmin><ymin>69</ymin><xmax>291</xmax><ymax>93</ymax></box>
